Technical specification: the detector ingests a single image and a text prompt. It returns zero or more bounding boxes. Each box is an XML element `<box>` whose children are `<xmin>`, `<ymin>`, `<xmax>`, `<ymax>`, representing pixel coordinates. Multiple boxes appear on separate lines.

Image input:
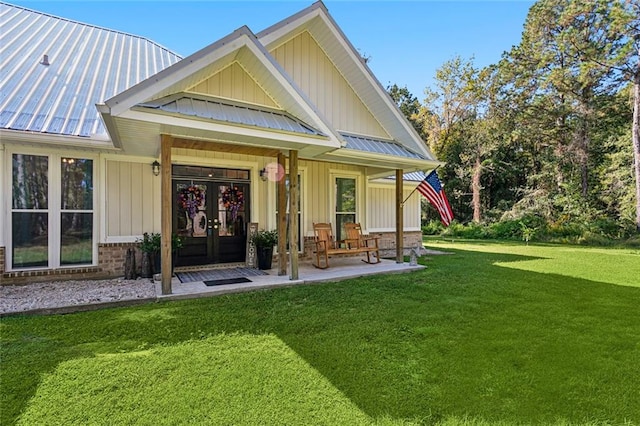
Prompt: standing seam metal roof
<box><xmin>0</xmin><ymin>2</ymin><xmax>182</xmax><ymax>138</ymax></box>
<box><xmin>138</xmin><ymin>95</ymin><xmax>325</xmax><ymax>136</ymax></box>
<box><xmin>340</xmin><ymin>133</ymin><xmax>425</xmax><ymax>160</ymax></box>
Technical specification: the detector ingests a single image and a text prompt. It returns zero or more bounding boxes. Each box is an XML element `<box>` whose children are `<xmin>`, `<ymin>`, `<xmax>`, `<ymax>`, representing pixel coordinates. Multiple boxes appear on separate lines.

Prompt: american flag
<box><xmin>417</xmin><ymin>170</ymin><xmax>454</xmax><ymax>226</ymax></box>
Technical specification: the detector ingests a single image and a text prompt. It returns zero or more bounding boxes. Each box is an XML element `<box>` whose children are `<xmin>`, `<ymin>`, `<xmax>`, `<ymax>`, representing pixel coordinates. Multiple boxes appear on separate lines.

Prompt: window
<box><xmin>12</xmin><ymin>154</ymin><xmax>49</xmax><ymax>268</ymax></box>
<box><xmin>10</xmin><ymin>153</ymin><xmax>94</xmax><ymax>269</ymax></box>
<box><xmin>335</xmin><ymin>177</ymin><xmax>356</xmax><ymax>241</ymax></box>
<box><xmin>60</xmin><ymin>158</ymin><xmax>93</xmax><ymax>265</ymax></box>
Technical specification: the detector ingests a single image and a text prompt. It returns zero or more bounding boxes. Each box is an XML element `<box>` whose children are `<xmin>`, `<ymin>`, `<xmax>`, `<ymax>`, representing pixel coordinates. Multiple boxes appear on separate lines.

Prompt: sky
<box><xmin>7</xmin><ymin>0</ymin><xmax>536</xmax><ymax>100</ymax></box>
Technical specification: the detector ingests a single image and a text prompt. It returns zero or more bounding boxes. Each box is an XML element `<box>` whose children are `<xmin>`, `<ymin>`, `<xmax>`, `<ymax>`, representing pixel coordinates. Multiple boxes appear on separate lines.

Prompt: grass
<box><xmin>1</xmin><ymin>240</ymin><xmax>639</xmax><ymax>425</ymax></box>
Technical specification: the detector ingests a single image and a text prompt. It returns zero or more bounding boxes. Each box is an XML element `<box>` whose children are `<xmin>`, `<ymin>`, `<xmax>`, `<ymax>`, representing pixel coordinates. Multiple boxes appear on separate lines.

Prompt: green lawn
<box><xmin>1</xmin><ymin>240</ymin><xmax>639</xmax><ymax>425</ymax></box>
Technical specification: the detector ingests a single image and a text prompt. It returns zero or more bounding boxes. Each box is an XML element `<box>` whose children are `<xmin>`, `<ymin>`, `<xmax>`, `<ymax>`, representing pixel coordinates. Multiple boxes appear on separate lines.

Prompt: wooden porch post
<box><xmin>289</xmin><ymin>150</ymin><xmax>299</xmax><ymax>280</ymax></box>
<box><xmin>277</xmin><ymin>152</ymin><xmax>287</xmax><ymax>276</ymax></box>
<box><xmin>396</xmin><ymin>169</ymin><xmax>404</xmax><ymax>264</ymax></box>
<box><xmin>161</xmin><ymin>135</ymin><xmax>173</xmax><ymax>294</ymax></box>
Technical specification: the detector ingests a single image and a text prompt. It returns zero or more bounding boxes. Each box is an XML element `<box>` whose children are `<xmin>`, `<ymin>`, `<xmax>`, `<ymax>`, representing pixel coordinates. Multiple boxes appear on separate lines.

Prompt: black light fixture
<box><xmin>259</xmin><ymin>167</ymin><xmax>268</xmax><ymax>181</ymax></box>
<box><xmin>151</xmin><ymin>160</ymin><xmax>160</xmax><ymax>176</ymax></box>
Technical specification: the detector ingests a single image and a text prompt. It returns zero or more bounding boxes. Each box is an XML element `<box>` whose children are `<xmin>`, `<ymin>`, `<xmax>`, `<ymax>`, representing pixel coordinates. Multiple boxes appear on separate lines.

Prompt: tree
<box><xmin>496</xmin><ymin>0</ymin><xmax>638</xmax><ymax>232</ymax></box>
<box><xmin>387</xmin><ymin>84</ymin><xmax>424</xmax><ymax>137</ymax></box>
<box><xmin>418</xmin><ymin>56</ymin><xmax>506</xmax><ymax>223</ymax></box>
<box><xmin>557</xmin><ymin>0</ymin><xmax>640</xmax><ymax>231</ymax></box>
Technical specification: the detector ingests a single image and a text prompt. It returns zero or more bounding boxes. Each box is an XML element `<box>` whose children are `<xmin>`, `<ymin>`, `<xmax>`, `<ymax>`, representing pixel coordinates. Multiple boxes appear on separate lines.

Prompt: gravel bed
<box><xmin>0</xmin><ymin>278</ymin><xmax>157</xmax><ymax>315</ymax></box>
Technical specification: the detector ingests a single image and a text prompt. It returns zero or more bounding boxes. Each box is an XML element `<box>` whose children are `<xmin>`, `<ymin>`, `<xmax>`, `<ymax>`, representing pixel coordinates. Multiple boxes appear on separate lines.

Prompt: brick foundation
<box><xmin>1</xmin><ymin>231</ymin><xmax>423</xmax><ymax>285</ymax></box>
<box><xmin>0</xmin><ymin>242</ymin><xmax>139</xmax><ymax>286</ymax></box>
<box><xmin>98</xmin><ymin>242</ymin><xmax>141</xmax><ymax>277</ymax></box>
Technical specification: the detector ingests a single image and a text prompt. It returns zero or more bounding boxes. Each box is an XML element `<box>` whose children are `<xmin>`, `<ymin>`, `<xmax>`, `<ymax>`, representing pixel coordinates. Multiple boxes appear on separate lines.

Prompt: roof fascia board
<box><xmin>325</xmin><ymin>148</ymin><xmax>442</xmax><ymax>169</ymax></box>
<box><xmin>256</xmin><ymin>1</ymin><xmax>325</xmax><ymax>46</ymax></box>
<box><xmin>0</xmin><ymin>128</ymin><xmax>119</xmax><ymax>151</ymax></box>
<box><xmin>119</xmin><ymin>109</ymin><xmax>337</xmax><ymax>148</ymax></box>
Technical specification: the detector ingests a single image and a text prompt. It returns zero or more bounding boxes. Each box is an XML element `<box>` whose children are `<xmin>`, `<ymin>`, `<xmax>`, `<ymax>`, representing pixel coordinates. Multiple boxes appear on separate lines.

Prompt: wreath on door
<box><xmin>221</xmin><ymin>186</ymin><xmax>243</xmax><ymax>221</ymax></box>
<box><xmin>178</xmin><ymin>185</ymin><xmax>204</xmax><ymax>219</ymax></box>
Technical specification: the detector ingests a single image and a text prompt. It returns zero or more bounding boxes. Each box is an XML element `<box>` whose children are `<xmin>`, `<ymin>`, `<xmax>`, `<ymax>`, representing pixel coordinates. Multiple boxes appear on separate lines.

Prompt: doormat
<box><xmin>176</xmin><ymin>267</ymin><xmax>267</xmax><ymax>283</ymax></box>
<box><xmin>204</xmin><ymin>277</ymin><xmax>252</xmax><ymax>286</ymax></box>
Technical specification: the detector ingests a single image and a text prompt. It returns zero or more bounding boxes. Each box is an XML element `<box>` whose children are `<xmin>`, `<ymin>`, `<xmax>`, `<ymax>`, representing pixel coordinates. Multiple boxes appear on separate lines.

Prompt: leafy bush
<box><xmin>250</xmin><ymin>229</ymin><xmax>278</xmax><ymax>248</ymax></box>
<box><xmin>421</xmin><ymin>220</ymin><xmax>444</xmax><ymax>235</ymax></box>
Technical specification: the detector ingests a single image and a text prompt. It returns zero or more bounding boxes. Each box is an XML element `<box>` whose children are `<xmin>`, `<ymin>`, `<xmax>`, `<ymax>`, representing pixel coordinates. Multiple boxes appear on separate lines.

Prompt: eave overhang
<box><xmin>101</xmin><ymin>107</ymin><xmax>335</xmax><ymax>158</ymax></box>
<box><xmin>319</xmin><ymin>148</ymin><xmax>442</xmax><ymax>177</ymax></box>
<box><xmin>0</xmin><ymin>128</ymin><xmax>119</xmax><ymax>151</ymax></box>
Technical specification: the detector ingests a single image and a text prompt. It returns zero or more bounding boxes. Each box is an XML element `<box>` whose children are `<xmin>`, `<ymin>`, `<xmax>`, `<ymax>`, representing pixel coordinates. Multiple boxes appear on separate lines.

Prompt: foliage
<box><xmin>2</xmin><ymin>242</ymin><xmax>639</xmax><ymax>425</ymax></box>
<box><xmin>250</xmin><ymin>229</ymin><xmax>278</xmax><ymax>248</ymax></box>
<box><xmin>137</xmin><ymin>232</ymin><xmax>160</xmax><ymax>253</ymax></box>
<box><xmin>137</xmin><ymin>232</ymin><xmax>183</xmax><ymax>252</ymax></box>
<box><xmin>388</xmin><ymin>0</ymin><xmax>640</xmax><ymax>234</ymax></box>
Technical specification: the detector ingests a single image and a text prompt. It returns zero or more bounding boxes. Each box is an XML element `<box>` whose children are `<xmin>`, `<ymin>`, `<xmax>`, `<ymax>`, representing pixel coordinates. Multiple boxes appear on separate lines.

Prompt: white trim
<box><xmin>0</xmin><ymin>144</ymin><xmax>5</xmax><ymax>248</ymax></box>
<box><xmin>105</xmin><ymin>236</ymin><xmax>140</xmax><ymax>244</ymax></box>
<box><xmin>329</xmin><ymin>169</ymin><xmax>364</xmax><ymax>236</ymax></box>
<box><xmin>5</xmin><ymin>147</ymin><xmax>99</xmax><ymax>272</ymax></box>
<box><xmin>120</xmin><ymin>109</ymin><xmax>335</xmax><ymax>148</ymax></box>
<box><xmin>0</xmin><ymin>129</ymin><xmax>116</xmax><ymax>151</ymax></box>
<box><xmin>368</xmin><ymin>227</ymin><xmax>422</xmax><ymax>233</ymax></box>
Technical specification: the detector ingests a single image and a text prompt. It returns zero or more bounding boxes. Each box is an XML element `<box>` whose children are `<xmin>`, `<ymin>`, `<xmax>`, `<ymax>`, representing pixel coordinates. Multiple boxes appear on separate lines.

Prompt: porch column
<box><xmin>289</xmin><ymin>150</ymin><xmax>299</xmax><ymax>280</ymax></box>
<box><xmin>277</xmin><ymin>152</ymin><xmax>287</xmax><ymax>276</ymax></box>
<box><xmin>161</xmin><ymin>135</ymin><xmax>173</xmax><ymax>294</ymax></box>
<box><xmin>395</xmin><ymin>169</ymin><xmax>404</xmax><ymax>263</ymax></box>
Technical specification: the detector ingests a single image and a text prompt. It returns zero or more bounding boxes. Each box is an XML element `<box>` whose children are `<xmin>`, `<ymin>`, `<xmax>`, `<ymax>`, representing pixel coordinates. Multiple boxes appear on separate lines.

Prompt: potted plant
<box><xmin>154</xmin><ymin>234</ymin><xmax>184</xmax><ymax>274</ymax></box>
<box><xmin>250</xmin><ymin>229</ymin><xmax>278</xmax><ymax>270</ymax></box>
<box><xmin>137</xmin><ymin>232</ymin><xmax>160</xmax><ymax>278</ymax></box>
<box><xmin>138</xmin><ymin>233</ymin><xmax>183</xmax><ymax>276</ymax></box>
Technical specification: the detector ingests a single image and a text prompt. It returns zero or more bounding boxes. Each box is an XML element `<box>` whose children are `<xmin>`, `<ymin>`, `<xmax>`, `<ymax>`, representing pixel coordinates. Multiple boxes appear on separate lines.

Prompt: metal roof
<box><xmin>383</xmin><ymin>170</ymin><xmax>427</xmax><ymax>182</ymax></box>
<box><xmin>340</xmin><ymin>133</ymin><xmax>426</xmax><ymax>160</ymax></box>
<box><xmin>138</xmin><ymin>95</ymin><xmax>324</xmax><ymax>136</ymax></box>
<box><xmin>0</xmin><ymin>2</ymin><xmax>182</xmax><ymax>138</ymax></box>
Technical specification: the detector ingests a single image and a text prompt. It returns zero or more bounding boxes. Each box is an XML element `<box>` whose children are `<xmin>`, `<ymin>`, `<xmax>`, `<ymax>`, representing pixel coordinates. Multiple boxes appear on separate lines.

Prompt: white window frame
<box><xmin>330</xmin><ymin>170</ymin><xmax>364</xmax><ymax>240</ymax></box>
<box><xmin>6</xmin><ymin>148</ymin><xmax>98</xmax><ymax>271</ymax></box>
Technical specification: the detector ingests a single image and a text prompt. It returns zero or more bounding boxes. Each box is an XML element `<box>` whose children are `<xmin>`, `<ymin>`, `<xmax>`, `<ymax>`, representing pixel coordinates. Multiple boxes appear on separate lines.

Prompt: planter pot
<box><xmin>140</xmin><ymin>252</ymin><xmax>153</xmax><ymax>278</ymax></box>
<box><xmin>153</xmin><ymin>252</ymin><xmax>161</xmax><ymax>274</ymax></box>
<box><xmin>256</xmin><ymin>246</ymin><xmax>274</xmax><ymax>270</ymax></box>
<box><xmin>152</xmin><ymin>252</ymin><xmax>178</xmax><ymax>275</ymax></box>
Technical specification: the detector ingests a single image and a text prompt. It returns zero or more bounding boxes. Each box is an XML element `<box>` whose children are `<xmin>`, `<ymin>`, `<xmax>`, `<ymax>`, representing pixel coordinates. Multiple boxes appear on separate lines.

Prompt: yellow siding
<box><xmin>104</xmin><ymin>152</ymin><xmax>418</xmax><ymax>240</ymax></box>
<box><xmin>106</xmin><ymin>159</ymin><xmax>160</xmax><ymax>237</ymax></box>
<box><xmin>189</xmin><ymin>62</ymin><xmax>279</xmax><ymax>108</ymax></box>
<box><xmin>271</xmin><ymin>31</ymin><xmax>389</xmax><ymax>138</ymax></box>
<box><xmin>367</xmin><ymin>184</ymin><xmax>420</xmax><ymax>231</ymax></box>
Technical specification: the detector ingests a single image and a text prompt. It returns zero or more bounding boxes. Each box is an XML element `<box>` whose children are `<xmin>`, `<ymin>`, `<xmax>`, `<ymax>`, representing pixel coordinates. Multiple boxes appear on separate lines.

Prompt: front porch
<box><xmin>156</xmin><ymin>257</ymin><xmax>424</xmax><ymax>302</ymax></box>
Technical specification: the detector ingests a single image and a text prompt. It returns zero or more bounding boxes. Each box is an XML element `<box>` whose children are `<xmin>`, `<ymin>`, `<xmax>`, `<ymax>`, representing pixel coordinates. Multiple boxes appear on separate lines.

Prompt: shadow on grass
<box><xmin>2</xmin><ymin>247</ymin><xmax>639</xmax><ymax>425</ymax></box>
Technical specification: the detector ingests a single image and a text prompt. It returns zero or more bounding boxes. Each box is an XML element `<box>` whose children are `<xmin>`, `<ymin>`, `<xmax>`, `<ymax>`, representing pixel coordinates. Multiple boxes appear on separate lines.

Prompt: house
<box><xmin>0</xmin><ymin>1</ymin><xmax>440</xmax><ymax>290</ymax></box>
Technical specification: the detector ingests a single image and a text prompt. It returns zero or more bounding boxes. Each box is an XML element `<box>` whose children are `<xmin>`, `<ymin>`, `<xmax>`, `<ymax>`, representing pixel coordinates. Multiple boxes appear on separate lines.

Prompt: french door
<box><xmin>173</xmin><ymin>180</ymin><xmax>248</xmax><ymax>266</ymax></box>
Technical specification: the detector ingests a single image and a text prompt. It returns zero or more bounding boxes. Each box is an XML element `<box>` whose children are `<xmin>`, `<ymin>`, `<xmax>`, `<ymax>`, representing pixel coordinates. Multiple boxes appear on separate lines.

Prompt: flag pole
<box><xmin>401</xmin><ymin>165</ymin><xmax>440</xmax><ymax>207</ymax></box>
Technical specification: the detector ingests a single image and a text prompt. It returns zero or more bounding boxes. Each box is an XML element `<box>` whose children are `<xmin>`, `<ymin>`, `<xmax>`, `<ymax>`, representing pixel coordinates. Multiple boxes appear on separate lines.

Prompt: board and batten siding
<box><xmin>188</xmin><ymin>62</ymin><xmax>279</xmax><ymax>108</ymax></box>
<box><xmin>105</xmin><ymin>158</ymin><xmax>160</xmax><ymax>238</ymax></box>
<box><xmin>103</xmin><ymin>151</ymin><xmax>418</xmax><ymax>241</ymax></box>
<box><xmin>367</xmin><ymin>184</ymin><xmax>421</xmax><ymax>231</ymax></box>
<box><xmin>270</xmin><ymin>31</ymin><xmax>389</xmax><ymax>139</ymax></box>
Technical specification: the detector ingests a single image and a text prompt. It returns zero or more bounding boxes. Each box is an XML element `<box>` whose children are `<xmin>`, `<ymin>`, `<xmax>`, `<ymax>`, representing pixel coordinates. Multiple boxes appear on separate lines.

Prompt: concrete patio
<box><xmin>156</xmin><ymin>257</ymin><xmax>424</xmax><ymax>301</ymax></box>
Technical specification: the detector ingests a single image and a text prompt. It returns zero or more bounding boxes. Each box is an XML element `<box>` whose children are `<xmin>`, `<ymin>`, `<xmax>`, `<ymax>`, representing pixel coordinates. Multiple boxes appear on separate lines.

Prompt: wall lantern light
<box><xmin>151</xmin><ymin>160</ymin><xmax>161</xmax><ymax>176</ymax></box>
<box><xmin>259</xmin><ymin>167</ymin><xmax>268</xmax><ymax>181</ymax></box>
